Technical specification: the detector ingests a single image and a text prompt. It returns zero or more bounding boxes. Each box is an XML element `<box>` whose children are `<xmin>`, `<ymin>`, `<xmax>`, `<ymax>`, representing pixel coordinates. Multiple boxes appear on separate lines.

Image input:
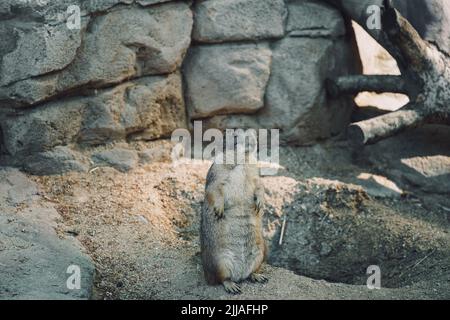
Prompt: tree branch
<box><xmin>348</xmin><ymin>104</ymin><xmax>425</xmax><ymax>145</ymax></box>
<box><xmin>322</xmin><ymin>0</ymin><xmax>430</xmax><ymax>74</ymax></box>
<box><xmin>326</xmin><ymin>75</ymin><xmax>408</xmax><ymax>98</ymax></box>
<box><xmin>323</xmin><ymin>0</ymin><xmax>449</xmax><ymax>145</ymax></box>
<box><xmin>381</xmin><ymin>3</ymin><xmax>432</xmax><ymax>73</ymax></box>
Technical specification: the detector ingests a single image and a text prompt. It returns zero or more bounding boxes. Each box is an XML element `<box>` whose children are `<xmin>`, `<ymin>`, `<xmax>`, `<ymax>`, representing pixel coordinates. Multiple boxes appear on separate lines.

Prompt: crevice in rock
<box><xmin>286</xmin><ymin>33</ymin><xmax>346</xmax><ymax>40</ymax></box>
<box><xmin>2</xmin><ymin>68</ymin><xmax>179</xmax><ymax>112</ymax></box>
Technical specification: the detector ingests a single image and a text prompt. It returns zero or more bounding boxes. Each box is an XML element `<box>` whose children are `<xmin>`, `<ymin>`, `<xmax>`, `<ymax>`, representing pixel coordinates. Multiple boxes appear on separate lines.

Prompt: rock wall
<box><xmin>0</xmin><ymin>0</ymin><xmax>360</xmax><ymax>174</ymax></box>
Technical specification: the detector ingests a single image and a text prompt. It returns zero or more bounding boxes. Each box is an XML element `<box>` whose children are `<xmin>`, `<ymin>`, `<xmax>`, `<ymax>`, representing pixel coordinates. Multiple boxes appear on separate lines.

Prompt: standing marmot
<box><xmin>200</xmin><ymin>131</ymin><xmax>268</xmax><ymax>294</ymax></box>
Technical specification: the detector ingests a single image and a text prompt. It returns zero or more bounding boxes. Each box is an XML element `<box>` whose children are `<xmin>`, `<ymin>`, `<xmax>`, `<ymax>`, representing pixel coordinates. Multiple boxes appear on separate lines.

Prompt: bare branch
<box><xmin>323</xmin><ymin>0</ymin><xmax>449</xmax><ymax>145</ymax></box>
<box><xmin>326</xmin><ymin>75</ymin><xmax>408</xmax><ymax>98</ymax></box>
<box><xmin>348</xmin><ymin>104</ymin><xmax>425</xmax><ymax>145</ymax></box>
<box><xmin>382</xmin><ymin>4</ymin><xmax>432</xmax><ymax>73</ymax></box>
<box><xmin>322</xmin><ymin>0</ymin><xmax>431</xmax><ymax>73</ymax></box>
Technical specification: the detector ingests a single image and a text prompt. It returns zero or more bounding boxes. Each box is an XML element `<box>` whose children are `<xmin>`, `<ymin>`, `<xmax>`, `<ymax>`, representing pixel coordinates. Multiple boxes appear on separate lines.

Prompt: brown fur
<box><xmin>200</xmin><ymin>142</ymin><xmax>268</xmax><ymax>294</ymax></box>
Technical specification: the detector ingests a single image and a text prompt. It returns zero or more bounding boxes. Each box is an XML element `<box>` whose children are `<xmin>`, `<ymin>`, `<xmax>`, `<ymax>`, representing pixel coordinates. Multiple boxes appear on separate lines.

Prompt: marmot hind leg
<box><xmin>248</xmin><ymin>273</ymin><xmax>269</xmax><ymax>283</ymax></box>
<box><xmin>204</xmin><ymin>256</ymin><xmax>242</xmax><ymax>295</ymax></box>
<box><xmin>205</xmin><ymin>187</ymin><xmax>224</xmax><ymax>219</ymax></box>
<box><xmin>223</xmin><ymin>280</ymin><xmax>242</xmax><ymax>294</ymax></box>
<box><xmin>247</xmin><ymin>247</ymin><xmax>268</xmax><ymax>284</ymax></box>
<box><xmin>253</xmin><ymin>184</ymin><xmax>265</xmax><ymax>215</ymax></box>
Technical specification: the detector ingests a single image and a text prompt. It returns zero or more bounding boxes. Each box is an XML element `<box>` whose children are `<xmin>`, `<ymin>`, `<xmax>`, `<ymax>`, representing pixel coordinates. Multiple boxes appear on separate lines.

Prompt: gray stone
<box><xmin>0</xmin><ymin>167</ymin><xmax>38</xmax><ymax>206</ymax></box>
<box><xmin>80</xmin><ymin>73</ymin><xmax>187</xmax><ymax>145</ymax></box>
<box><xmin>0</xmin><ymin>74</ymin><xmax>58</xmax><ymax>108</ymax></box>
<box><xmin>0</xmin><ymin>0</ymin><xmax>176</xmax><ymax>26</ymax></box>
<box><xmin>0</xmin><ymin>21</ymin><xmax>84</xmax><ymax>87</ymax></box>
<box><xmin>138</xmin><ymin>141</ymin><xmax>174</xmax><ymax>164</ymax></box>
<box><xmin>24</xmin><ymin>146</ymin><xmax>88</xmax><ymax>175</ymax></box>
<box><xmin>184</xmin><ymin>43</ymin><xmax>272</xmax><ymax>119</ymax></box>
<box><xmin>0</xmin><ymin>0</ymin><xmax>80</xmax><ymax>22</ymax></box>
<box><xmin>0</xmin><ymin>2</ymin><xmax>193</xmax><ymax>108</ymax></box>
<box><xmin>0</xmin><ymin>167</ymin><xmax>94</xmax><ymax>299</ymax></box>
<box><xmin>72</xmin><ymin>3</ymin><xmax>192</xmax><ymax>79</ymax></box>
<box><xmin>260</xmin><ymin>37</ymin><xmax>355</xmax><ymax>145</ymax></box>
<box><xmin>0</xmin><ymin>99</ymin><xmax>85</xmax><ymax>157</ymax></box>
<box><xmin>0</xmin><ymin>208</ymin><xmax>95</xmax><ymax>299</ymax></box>
<box><xmin>200</xmin><ymin>35</ymin><xmax>359</xmax><ymax>145</ymax></box>
<box><xmin>1</xmin><ymin>73</ymin><xmax>187</xmax><ymax>157</ymax></box>
<box><xmin>193</xmin><ymin>0</ymin><xmax>286</xmax><ymax>42</ymax></box>
<box><xmin>92</xmin><ymin>148</ymin><xmax>139</xmax><ymax>172</ymax></box>
<box><xmin>286</xmin><ymin>0</ymin><xmax>346</xmax><ymax>37</ymax></box>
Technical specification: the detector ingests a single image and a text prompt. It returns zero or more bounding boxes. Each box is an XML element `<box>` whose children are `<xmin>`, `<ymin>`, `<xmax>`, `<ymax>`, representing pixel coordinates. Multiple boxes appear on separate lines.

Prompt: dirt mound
<box><xmin>267</xmin><ymin>179</ymin><xmax>450</xmax><ymax>288</ymax></box>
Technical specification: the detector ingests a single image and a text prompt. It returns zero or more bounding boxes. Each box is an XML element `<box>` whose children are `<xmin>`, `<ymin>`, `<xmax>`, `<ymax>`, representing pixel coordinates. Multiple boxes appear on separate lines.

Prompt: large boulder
<box><xmin>0</xmin><ymin>2</ymin><xmax>193</xmax><ymax>108</ymax></box>
<box><xmin>192</xmin><ymin>0</ymin><xmax>286</xmax><ymax>42</ymax></box>
<box><xmin>79</xmin><ymin>72</ymin><xmax>187</xmax><ymax>146</ymax></box>
<box><xmin>0</xmin><ymin>168</ymin><xmax>95</xmax><ymax>299</ymax></box>
<box><xmin>0</xmin><ymin>167</ymin><xmax>38</xmax><ymax>205</ymax></box>
<box><xmin>183</xmin><ymin>43</ymin><xmax>272</xmax><ymax>119</ymax></box>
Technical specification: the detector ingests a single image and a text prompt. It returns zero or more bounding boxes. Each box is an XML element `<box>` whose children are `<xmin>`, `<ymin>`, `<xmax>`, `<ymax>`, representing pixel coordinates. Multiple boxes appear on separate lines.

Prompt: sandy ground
<box><xmin>30</xmin><ymin>136</ymin><xmax>450</xmax><ymax>300</ymax></box>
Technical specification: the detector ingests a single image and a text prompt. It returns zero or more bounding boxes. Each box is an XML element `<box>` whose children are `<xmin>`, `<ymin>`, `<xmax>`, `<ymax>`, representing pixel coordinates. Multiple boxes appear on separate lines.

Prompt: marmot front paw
<box><xmin>254</xmin><ymin>195</ymin><xmax>264</xmax><ymax>215</ymax></box>
<box><xmin>249</xmin><ymin>273</ymin><xmax>269</xmax><ymax>283</ymax></box>
<box><xmin>213</xmin><ymin>203</ymin><xmax>225</xmax><ymax>219</ymax></box>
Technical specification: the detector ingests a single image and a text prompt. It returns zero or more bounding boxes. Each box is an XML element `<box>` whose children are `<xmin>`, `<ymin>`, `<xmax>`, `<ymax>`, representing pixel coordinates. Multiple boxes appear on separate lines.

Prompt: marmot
<box><xmin>200</xmin><ymin>131</ymin><xmax>268</xmax><ymax>294</ymax></box>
